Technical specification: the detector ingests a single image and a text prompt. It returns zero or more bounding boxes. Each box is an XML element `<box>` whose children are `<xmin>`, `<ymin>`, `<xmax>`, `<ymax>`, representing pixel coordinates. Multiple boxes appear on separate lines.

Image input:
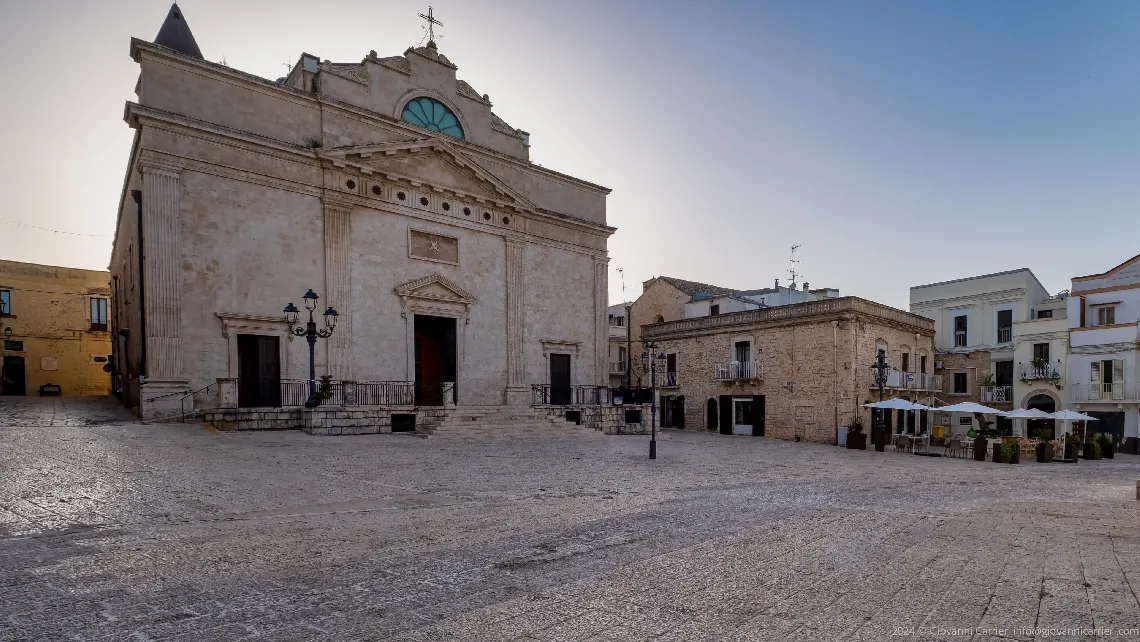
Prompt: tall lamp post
<box><xmin>641</xmin><ymin>341</ymin><xmax>667</xmax><ymax>460</ymax></box>
<box><xmin>284</xmin><ymin>289</ymin><xmax>339</xmax><ymax>408</ymax></box>
<box><xmin>870</xmin><ymin>348</ymin><xmax>890</xmax><ymax>452</ymax></box>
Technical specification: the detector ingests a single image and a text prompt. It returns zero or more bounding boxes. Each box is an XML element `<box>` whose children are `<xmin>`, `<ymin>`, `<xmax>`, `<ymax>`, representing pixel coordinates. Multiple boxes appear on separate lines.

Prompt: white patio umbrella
<box><xmin>863</xmin><ymin>399</ymin><xmax>930</xmax><ymax>410</ymax></box>
<box><xmin>999</xmin><ymin>407</ymin><xmax>1053</xmax><ymax>438</ymax></box>
<box><xmin>1049</xmin><ymin>409</ymin><xmax>1099</xmax><ymax>438</ymax></box>
<box><xmin>933</xmin><ymin>402</ymin><xmax>1004</xmax><ymax>439</ymax></box>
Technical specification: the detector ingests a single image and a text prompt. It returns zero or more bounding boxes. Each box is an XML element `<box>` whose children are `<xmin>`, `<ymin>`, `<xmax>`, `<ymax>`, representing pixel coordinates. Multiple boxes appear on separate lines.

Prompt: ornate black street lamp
<box><xmin>641</xmin><ymin>341</ymin><xmax>667</xmax><ymax>460</ymax></box>
<box><xmin>870</xmin><ymin>348</ymin><xmax>890</xmax><ymax>451</ymax></box>
<box><xmin>284</xmin><ymin>289</ymin><xmax>339</xmax><ymax>408</ymax></box>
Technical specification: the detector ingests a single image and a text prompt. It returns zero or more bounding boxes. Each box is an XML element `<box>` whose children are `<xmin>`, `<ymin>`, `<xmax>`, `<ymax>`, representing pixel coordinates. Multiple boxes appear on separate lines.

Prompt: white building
<box><xmin>1067</xmin><ymin>254</ymin><xmax>1140</xmax><ymax>452</ymax></box>
<box><xmin>911</xmin><ymin>269</ymin><xmax>1059</xmax><ymax>432</ymax></box>
<box><xmin>606</xmin><ymin>302</ymin><xmax>631</xmax><ymax>388</ymax></box>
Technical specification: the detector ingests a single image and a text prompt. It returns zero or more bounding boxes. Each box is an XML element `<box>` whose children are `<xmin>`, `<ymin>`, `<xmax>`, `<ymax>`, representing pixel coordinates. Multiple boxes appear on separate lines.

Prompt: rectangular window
<box><xmin>953</xmin><ymin>372</ymin><xmax>968</xmax><ymax>394</ymax></box>
<box><xmin>1037</xmin><ymin>309</ymin><xmax>1053</xmax><ymax>319</ymax></box>
<box><xmin>710</xmin><ymin>304</ymin><xmax>720</xmax><ymax>316</ymax></box>
<box><xmin>997</xmin><ymin>309</ymin><xmax>1012</xmax><ymax>343</ymax></box>
<box><xmin>618</xmin><ymin>347</ymin><xmax>626</xmax><ymax>364</ymax></box>
<box><xmin>901</xmin><ymin>353</ymin><xmax>909</xmax><ymax>373</ymax></box>
<box><xmin>920</xmin><ymin>355</ymin><xmax>927</xmax><ymax>374</ymax></box>
<box><xmin>995</xmin><ymin>360</ymin><xmax>1013</xmax><ymax>387</ymax></box>
<box><xmin>1098</xmin><ymin>306</ymin><xmax>1115</xmax><ymax>326</ymax></box>
<box><xmin>90</xmin><ymin>298</ymin><xmax>108</xmax><ymax>331</ymax></box>
<box><xmin>0</xmin><ymin>289</ymin><xmax>9</xmax><ymax>315</ymax></box>
<box><xmin>953</xmin><ymin>315</ymin><xmax>967</xmax><ymax>347</ymax></box>
<box><xmin>959</xmin><ymin>416</ymin><xmax>973</xmax><ymax>426</ymax></box>
<box><xmin>1032</xmin><ymin>343</ymin><xmax>1050</xmax><ymax>362</ymax></box>
<box><xmin>3</xmin><ymin>340</ymin><xmax>23</xmax><ymax>351</ymax></box>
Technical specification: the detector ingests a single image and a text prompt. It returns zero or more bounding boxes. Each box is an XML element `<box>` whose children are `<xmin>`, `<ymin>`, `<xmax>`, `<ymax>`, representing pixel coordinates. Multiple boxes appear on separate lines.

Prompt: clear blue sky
<box><xmin>2</xmin><ymin>1</ymin><xmax>1137</xmax><ymax>309</ymax></box>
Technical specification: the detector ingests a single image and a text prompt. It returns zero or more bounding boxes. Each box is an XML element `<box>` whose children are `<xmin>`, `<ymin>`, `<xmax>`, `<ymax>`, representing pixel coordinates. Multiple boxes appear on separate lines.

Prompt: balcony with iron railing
<box><xmin>610</xmin><ymin>362</ymin><xmax>626</xmax><ymax>373</ymax></box>
<box><xmin>877</xmin><ymin>370</ymin><xmax>942</xmax><ymax>392</ymax></box>
<box><xmin>954</xmin><ymin>331</ymin><xmax>967</xmax><ymax>347</ymax></box>
<box><xmin>1070</xmin><ymin>382</ymin><xmax>1139</xmax><ymax>403</ymax></box>
<box><xmin>997</xmin><ymin>326</ymin><xmax>1012</xmax><ymax>343</ymax></box>
<box><xmin>981</xmin><ymin>386</ymin><xmax>1013</xmax><ymax>403</ymax></box>
<box><xmin>1020</xmin><ymin>361</ymin><xmax>1063</xmax><ymax>383</ymax></box>
<box><xmin>715</xmin><ymin>361</ymin><xmax>761</xmax><ymax>381</ymax></box>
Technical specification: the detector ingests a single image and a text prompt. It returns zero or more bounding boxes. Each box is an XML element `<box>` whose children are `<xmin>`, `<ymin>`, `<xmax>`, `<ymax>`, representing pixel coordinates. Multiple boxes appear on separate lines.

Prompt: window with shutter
<box><xmin>1090</xmin><ymin>361</ymin><xmax>1102</xmax><ymax>399</ymax></box>
<box><xmin>1112</xmin><ymin>359</ymin><xmax>1125</xmax><ymax>400</ymax></box>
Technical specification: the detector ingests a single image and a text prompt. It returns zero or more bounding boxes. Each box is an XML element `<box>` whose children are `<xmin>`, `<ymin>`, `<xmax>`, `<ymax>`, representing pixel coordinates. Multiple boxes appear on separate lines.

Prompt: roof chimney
<box><xmin>803</xmin><ymin>282</ymin><xmax>810</xmax><ymax>292</ymax></box>
<box><xmin>774</xmin><ymin>278</ymin><xmax>780</xmax><ymax>289</ymax></box>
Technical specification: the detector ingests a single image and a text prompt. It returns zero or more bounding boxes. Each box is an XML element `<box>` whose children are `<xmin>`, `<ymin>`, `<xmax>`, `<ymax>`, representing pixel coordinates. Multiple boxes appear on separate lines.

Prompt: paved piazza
<box><xmin>3</xmin><ymin>397</ymin><xmax>1140</xmax><ymax>642</ymax></box>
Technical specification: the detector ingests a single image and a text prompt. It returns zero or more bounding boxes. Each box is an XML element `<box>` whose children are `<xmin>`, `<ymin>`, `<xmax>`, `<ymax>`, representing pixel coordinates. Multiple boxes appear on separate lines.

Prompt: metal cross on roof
<box><xmin>419</xmin><ymin>6</ymin><xmax>443</xmax><ymax>44</ymax></box>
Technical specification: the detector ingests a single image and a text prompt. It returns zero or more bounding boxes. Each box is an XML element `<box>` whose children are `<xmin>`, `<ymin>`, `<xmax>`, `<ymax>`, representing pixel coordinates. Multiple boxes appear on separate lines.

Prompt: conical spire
<box><xmin>154</xmin><ymin>3</ymin><xmax>203</xmax><ymax>59</ymax></box>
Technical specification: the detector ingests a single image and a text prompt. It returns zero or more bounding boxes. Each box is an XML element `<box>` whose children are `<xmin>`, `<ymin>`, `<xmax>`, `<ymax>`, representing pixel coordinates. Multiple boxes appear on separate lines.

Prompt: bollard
<box><xmin>1136</xmin><ymin>480</ymin><xmax>1140</xmax><ymax>501</ymax></box>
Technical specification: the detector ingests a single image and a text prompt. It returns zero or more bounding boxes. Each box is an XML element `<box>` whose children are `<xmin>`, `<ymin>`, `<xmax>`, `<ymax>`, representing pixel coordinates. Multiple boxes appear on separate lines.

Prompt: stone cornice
<box><xmin>643</xmin><ymin>297</ymin><xmax>934</xmax><ymax>341</ymax></box>
<box><xmin>137</xmin><ymin>150</ymin><xmax>186</xmax><ymax>177</ymax></box>
<box><xmin>911</xmin><ymin>288</ymin><xmax>1026</xmax><ymax>309</ymax></box>
<box><xmin>129</xmin><ymin>38</ymin><xmax>611</xmax><ymax>196</ymax></box>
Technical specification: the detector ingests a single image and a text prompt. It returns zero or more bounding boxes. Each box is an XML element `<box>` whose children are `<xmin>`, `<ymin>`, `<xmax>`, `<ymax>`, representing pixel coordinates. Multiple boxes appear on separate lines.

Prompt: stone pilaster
<box><xmin>594</xmin><ymin>256</ymin><xmax>609</xmax><ymax>386</ymax></box>
<box><xmin>323</xmin><ymin>199</ymin><xmax>353</xmax><ymax>380</ymax></box>
<box><xmin>504</xmin><ymin>237</ymin><xmax>528</xmax><ymax>405</ymax></box>
<box><xmin>139</xmin><ymin>154</ymin><xmax>185</xmax><ymax>384</ymax></box>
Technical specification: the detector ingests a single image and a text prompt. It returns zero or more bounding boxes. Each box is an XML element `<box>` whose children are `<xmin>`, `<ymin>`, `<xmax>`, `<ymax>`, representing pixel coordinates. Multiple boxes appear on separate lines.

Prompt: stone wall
<box><xmin>537</xmin><ymin>404</ymin><xmax>652</xmax><ymax>435</ymax></box>
<box><xmin>203</xmin><ymin>406</ymin><xmax>401</xmax><ymax>435</ymax></box>
<box><xmin>935</xmin><ymin>350</ymin><xmax>991</xmax><ymax>404</ymax></box>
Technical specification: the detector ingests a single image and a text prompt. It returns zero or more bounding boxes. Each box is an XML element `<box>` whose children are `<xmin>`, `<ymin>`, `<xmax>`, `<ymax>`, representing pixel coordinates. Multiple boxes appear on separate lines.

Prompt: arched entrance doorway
<box><xmin>1026</xmin><ymin>394</ymin><xmax>1056</xmax><ymax>439</ymax></box>
<box><xmin>706</xmin><ymin>398</ymin><xmax>718</xmax><ymax>431</ymax></box>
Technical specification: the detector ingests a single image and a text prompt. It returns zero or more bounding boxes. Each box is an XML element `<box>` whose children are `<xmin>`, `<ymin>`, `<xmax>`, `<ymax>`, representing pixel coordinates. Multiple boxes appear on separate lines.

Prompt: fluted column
<box><xmin>139</xmin><ymin>155</ymin><xmax>185</xmax><ymax>382</ymax></box>
<box><xmin>323</xmin><ymin>199</ymin><xmax>353</xmax><ymax>380</ymax></box>
<box><xmin>594</xmin><ymin>256</ymin><xmax>609</xmax><ymax>386</ymax></box>
<box><xmin>505</xmin><ymin>237</ymin><xmax>527</xmax><ymax>404</ymax></box>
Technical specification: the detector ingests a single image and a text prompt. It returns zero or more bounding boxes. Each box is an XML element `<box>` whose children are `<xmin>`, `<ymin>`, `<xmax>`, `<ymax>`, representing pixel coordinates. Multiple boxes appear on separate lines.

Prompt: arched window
<box><xmin>401</xmin><ymin>97</ymin><xmax>464</xmax><ymax>139</ymax></box>
<box><xmin>655</xmin><ymin>314</ymin><xmax>665</xmax><ymax>324</ymax></box>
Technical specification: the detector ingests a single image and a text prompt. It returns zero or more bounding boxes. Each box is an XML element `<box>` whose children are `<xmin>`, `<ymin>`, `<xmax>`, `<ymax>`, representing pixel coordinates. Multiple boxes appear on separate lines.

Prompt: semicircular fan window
<box><xmin>401</xmin><ymin>97</ymin><xmax>464</xmax><ymax>140</ymax></box>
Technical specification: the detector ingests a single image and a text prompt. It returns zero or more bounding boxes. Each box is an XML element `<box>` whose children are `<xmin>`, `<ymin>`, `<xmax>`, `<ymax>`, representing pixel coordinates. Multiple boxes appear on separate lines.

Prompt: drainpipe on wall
<box><xmin>625</xmin><ymin>304</ymin><xmax>632</xmax><ymax>392</ymax></box>
<box><xmin>131</xmin><ymin>189</ymin><xmax>146</xmax><ymax>379</ymax></box>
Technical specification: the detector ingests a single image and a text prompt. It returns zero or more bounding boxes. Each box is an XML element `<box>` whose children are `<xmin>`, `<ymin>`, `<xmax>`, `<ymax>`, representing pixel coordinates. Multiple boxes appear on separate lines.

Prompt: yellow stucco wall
<box><xmin>0</xmin><ymin>260</ymin><xmax>113</xmax><ymax>396</ymax></box>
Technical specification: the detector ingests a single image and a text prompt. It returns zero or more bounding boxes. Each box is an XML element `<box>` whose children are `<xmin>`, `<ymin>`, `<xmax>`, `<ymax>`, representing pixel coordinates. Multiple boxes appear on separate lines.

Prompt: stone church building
<box><xmin>110</xmin><ymin>5</ymin><xmax>613</xmax><ymax>419</ymax></box>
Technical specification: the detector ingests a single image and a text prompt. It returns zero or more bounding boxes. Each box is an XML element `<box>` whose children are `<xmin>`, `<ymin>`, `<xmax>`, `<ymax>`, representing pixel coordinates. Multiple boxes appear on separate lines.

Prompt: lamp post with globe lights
<box><xmin>641</xmin><ymin>342</ymin><xmax>667</xmax><ymax>460</ymax></box>
<box><xmin>283</xmin><ymin>289</ymin><xmax>339</xmax><ymax>408</ymax></box>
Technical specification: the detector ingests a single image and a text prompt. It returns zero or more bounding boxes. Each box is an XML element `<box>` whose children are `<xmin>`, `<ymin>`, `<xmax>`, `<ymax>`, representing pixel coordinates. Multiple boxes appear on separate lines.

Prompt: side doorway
<box><xmin>237</xmin><ymin>334</ymin><xmax>281</xmax><ymax>407</ymax></box>
<box><xmin>1</xmin><ymin>356</ymin><xmax>26</xmax><ymax>396</ymax></box>
<box><xmin>733</xmin><ymin>396</ymin><xmax>754</xmax><ymax>435</ymax></box>
<box><xmin>549</xmin><ymin>353</ymin><xmax>571</xmax><ymax>405</ymax></box>
<box><xmin>751</xmin><ymin>394</ymin><xmax>765</xmax><ymax>436</ymax></box>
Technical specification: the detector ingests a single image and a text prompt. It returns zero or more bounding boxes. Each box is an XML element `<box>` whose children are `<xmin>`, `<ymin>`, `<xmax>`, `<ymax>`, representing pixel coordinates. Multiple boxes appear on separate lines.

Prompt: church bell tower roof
<box><xmin>154</xmin><ymin>3</ymin><xmax>203</xmax><ymax>60</ymax></box>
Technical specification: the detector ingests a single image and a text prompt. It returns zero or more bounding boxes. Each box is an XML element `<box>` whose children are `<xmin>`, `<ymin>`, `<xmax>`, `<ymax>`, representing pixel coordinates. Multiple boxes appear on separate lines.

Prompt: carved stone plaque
<box><xmin>409</xmin><ymin>229</ymin><xmax>459</xmax><ymax>265</ymax></box>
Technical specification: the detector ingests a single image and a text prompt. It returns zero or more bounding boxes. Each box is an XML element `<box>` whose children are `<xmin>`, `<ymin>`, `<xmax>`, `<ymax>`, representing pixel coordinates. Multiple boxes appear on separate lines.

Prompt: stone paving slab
<box><xmin>2</xmin><ymin>396</ymin><xmax>1140</xmax><ymax>641</ymax></box>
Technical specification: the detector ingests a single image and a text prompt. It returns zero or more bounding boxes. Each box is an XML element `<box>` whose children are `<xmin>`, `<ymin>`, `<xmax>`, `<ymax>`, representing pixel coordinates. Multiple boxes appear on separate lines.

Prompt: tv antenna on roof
<box><xmin>617</xmin><ymin>267</ymin><xmax>625</xmax><ymax>298</ymax></box>
<box><xmin>787</xmin><ymin>245</ymin><xmax>801</xmax><ymax>288</ymax></box>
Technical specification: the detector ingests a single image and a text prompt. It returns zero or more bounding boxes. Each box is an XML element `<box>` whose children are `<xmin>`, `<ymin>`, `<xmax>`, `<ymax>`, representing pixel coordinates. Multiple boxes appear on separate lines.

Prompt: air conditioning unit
<box><xmin>934</xmin><ymin>360</ymin><xmax>944</xmax><ymax>370</ymax></box>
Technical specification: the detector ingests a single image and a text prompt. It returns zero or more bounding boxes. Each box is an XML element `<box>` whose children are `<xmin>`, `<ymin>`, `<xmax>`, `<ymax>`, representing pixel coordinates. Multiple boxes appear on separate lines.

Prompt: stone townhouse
<box><xmin>0</xmin><ymin>260</ymin><xmax>113</xmax><ymax>397</ymax></box>
<box><xmin>640</xmin><ymin>296</ymin><xmax>936</xmax><ymax>443</ymax></box>
<box><xmin>109</xmin><ymin>4</ymin><xmax>614</xmax><ymax>420</ymax></box>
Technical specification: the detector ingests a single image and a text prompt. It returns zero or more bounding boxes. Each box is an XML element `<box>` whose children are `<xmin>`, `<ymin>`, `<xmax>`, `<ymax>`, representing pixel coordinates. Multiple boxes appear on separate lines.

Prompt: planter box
<box><xmin>992</xmin><ymin>443</ymin><xmax>1003</xmax><ymax>463</ymax></box>
<box><xmin>846</xmin><ymin>433</ymin><xmax>867</xmax><ymax>450</ymax></box>
<box><xmin>1102</xmin><ymin>442</ymin><xmax>1115</xmax><ymax>459</ymax></box>
<box><xmin>1035</xmin><ymin>442</ymin><xmax>1054</xmax><ymax>463</ymax></box>
<box><xmin>1064</xmin><ymin>443</ymin><xmax>1078</xmax><ymax>461</ymax></box>
<box><xmin>973</xmin><ymin>438</ymin><xmax>988</xmax><ymax>461</ymax></box>
<box><xmin>1083</xmin><ymin>442</ymin><xmax>1096</xmax><ymax>460</ymax></box>
<box><xmin>873</xmin><ymin>430</ymin><xmax>887</xmax><ymax>452</ymax></box>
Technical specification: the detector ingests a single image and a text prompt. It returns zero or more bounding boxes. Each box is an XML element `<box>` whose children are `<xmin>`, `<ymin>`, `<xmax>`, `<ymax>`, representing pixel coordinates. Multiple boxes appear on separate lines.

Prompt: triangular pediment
<box><xmin>322</xmin><ymin>139</ymin><xmax>533</xmax><ymax>209</ymax></box>
<box><xmin>394</xmin><ymin>274</ymin><xmax>475</xmax><ymax>304</ymax></box>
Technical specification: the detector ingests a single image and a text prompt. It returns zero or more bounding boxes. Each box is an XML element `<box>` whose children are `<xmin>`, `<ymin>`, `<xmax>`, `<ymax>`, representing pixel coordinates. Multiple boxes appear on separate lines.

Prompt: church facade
<box><xmin>110</xmin><ymin>5</ymin><xmax>614</xmax><ymax>418</ymax></box>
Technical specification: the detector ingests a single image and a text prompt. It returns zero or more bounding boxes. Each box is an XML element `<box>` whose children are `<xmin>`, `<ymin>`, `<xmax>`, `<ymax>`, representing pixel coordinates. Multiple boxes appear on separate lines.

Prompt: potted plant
<box><xmin>1082</xmin><ymin>434</ymin><xmax>1098</xmax><ymax>460</ymax></box>
<box><xmin>1096</xmin><ymin>433</ymin><xmax>1114</xmax><ymax>459</ymax></box>
<box><xmin>999</xmin><ymin>440</ymin><xmax>1019</xmax><ymax>464</ymax></box>
<box><xmin>1034</xmin><ymin>429</ymin><xmax>1055</xmax><ymax>463</ymax></box>
<box><xmin>846</xmin><ymin>417</ymin><xmax>867</xmax><ymax>450</ymax></box>
<box><xmin>1064</xmin><ymin>434</ymin><xmax>1081</xmax><ymax>461</ymax></box>
<box><xmin>973</xmin><ymin>434</ymin><xmax>988</xmax><ymax>461</ymax></box>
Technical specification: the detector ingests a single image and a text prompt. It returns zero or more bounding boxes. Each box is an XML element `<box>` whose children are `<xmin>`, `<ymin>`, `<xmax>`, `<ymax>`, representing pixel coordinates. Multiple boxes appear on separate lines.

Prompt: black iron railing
<box><xmin>531</xmin><ymin>384</ymin><xmax>613</xmax><ymax>406</ymax></box>
<box><xmin>236</xmin><ymin>379</ymin><xmax>415</xmax><ymax>408</ymax></box>
<box><xmin>358</xmin><ymin>381</ymin><xmax>415</xmax><ymax>406</ymax></box>
<box><xmin>613</xmin><ymin>386</ymin><xmax>653</xmax><ymax>404</ymax></box>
